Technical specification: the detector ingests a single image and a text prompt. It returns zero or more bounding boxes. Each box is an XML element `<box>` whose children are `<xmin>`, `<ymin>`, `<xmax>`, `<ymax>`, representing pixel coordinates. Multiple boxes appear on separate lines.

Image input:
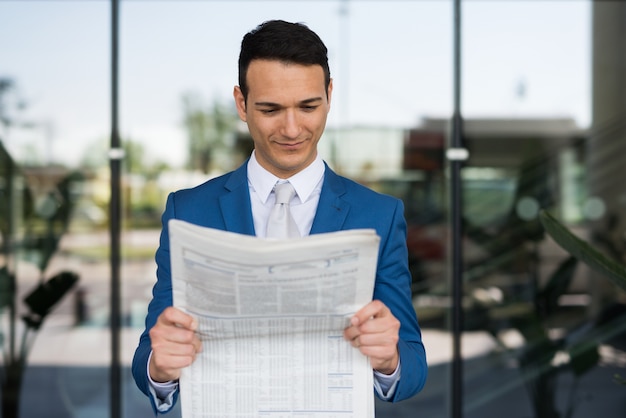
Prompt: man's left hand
<box><xmin>343</xmin><ymin>299</ymin><xmax>400</xmax><ymax>374</ymax></box>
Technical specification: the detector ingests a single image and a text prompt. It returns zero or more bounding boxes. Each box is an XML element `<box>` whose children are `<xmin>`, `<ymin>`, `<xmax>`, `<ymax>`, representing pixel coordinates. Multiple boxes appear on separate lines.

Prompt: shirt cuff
<box><xmin>373</xmin><ymin>360</ymin><xmax>401</xmax><ymax>400</ymax></box>
<box><xmin>147</xmin><ymin>351</ymin><xmax>179</xmax><ymax>412</ymax></box>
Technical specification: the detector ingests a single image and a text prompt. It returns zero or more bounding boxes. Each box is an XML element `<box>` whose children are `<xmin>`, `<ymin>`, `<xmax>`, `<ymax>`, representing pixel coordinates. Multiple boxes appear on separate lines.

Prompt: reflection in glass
<box><xmin>1</xmin><ymin>1</ymin><xmax>624</xmax><ymax>417</ymax></box>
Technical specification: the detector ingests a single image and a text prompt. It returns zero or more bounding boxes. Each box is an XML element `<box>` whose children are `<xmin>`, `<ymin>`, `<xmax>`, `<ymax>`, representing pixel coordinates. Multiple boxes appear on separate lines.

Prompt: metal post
<box><xmin>109</xmin><ymin>0</ymin><xmax>122</xmax><ymax>417</ymax></box>
<box><xmin>449</xmin><ymin>0</ymin><xmax>465</xmax><ymax>417</ymax></box>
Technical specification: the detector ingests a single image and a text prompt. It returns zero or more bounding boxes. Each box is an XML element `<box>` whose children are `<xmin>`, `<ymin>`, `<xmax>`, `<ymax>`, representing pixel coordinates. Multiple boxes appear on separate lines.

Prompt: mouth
<box><xmin>275</xmin><ymin>139</ymin><xmax>306</xmax><ymax>149</ymax></box>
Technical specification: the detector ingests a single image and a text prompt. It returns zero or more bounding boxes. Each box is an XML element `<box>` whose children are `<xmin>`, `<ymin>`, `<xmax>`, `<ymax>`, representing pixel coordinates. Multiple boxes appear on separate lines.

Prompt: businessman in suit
<box><xmin>132</xmin><ymin>19</ymin><xmax>427</xmax><ymax>414</ymax></box>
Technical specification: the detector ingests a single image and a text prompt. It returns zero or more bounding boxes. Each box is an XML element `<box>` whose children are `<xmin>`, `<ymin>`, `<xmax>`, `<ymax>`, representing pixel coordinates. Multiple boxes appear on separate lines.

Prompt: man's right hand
<box><xmin>148</xmin><ymin>306</ymin><xmax>202</xmax><ymax>383</ymax></box>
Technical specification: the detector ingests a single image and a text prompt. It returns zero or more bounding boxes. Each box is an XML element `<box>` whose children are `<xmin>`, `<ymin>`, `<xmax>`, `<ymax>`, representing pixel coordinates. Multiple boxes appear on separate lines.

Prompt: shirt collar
<box><xmin>247</xmin><ymin>150</ymin><xmax>325</xmax><ymax>204</ymax></box>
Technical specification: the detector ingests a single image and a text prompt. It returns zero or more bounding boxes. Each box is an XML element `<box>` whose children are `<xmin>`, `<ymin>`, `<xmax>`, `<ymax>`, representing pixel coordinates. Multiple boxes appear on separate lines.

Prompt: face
<box><xmin>234</xmin><ymin>59</ymin><xmax>333</xmax><ymax>178</ymax></box>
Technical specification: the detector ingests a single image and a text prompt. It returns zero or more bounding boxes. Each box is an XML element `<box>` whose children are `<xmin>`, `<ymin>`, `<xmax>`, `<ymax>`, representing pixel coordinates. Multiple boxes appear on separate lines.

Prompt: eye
<box><xmin>301</xmin><ymin>105</ymin><xmax>318</xmax><ymax>112</ymax></box>
<box><xmin>260</xmin><ymin>108</ymin><xmax>278</xmax><ymax>115</ymax></box>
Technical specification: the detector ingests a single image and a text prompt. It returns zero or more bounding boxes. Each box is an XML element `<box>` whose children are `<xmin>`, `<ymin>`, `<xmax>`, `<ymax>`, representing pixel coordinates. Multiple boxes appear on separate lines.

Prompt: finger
<box><xmin>154</xmin><ymin>338</ymin><xmax>198</xmax><ymax>358</ymax></box>
<box><xmin>160</xmin><ymin>306</ymin><xmax>198</xmax><ymax>331</ymax></box>
<box><xmin>344</xmin><ymin>321</ymin><xmax>360</xmax><ymax>338</ymax></box>
<box><xmin>149</xmin><ymin>334</ymin><xmax>200</xmax><ymax>381</ymax></box>
<box><xmin>150</xmin><ymin>350</ymin><xmax>195</xmax><ymax>383</ymax></box>
<box><xmin>192</xmin><ymin>334</ymin><xmax>203</xmax><ymax>353</ymax></box>
<box><xmin>351</xmin><ymin>300</ymin><xmax>388</xmax><ymax>327</ymax></box>
<box><xmin>356</xmin><ymin>343</ymin><xmax>394</xmax><ymax>358</ymax></box>
<box><xmin>152</xmin><ymin>308</ymin><xmax>199</xmax><ymax>344</ymax></box>
<box><xmin>360</xmin><ymin>314</ymin><xmax>401</xmax><ymax>335</ymax></box>
<box><xmin>150</xmin><ymin>322</ymin><xmax>198</xmax><ymax>346</ymax></box>
<box><xmin>343</xmin><ymin>325</ymin><xmax>361</xmax><ymax>347</ymax></box>
<box><xmin>354</xmin><ymin>328</ymin><xmax>399</xmax><ymax>348</ymax></box>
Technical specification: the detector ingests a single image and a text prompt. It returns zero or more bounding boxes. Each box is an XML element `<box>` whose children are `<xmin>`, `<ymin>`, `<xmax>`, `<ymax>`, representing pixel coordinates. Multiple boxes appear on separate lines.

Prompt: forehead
<box><xmin>245</xmin><ymin>59</ymin><xmax>327</xmax><ymax>99</ymax></box>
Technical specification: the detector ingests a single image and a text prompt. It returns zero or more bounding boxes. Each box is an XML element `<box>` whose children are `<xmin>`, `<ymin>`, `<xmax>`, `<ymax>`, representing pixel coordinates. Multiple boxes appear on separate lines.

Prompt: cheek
<box><xmin>300</xmin><ymin>113</ymin><xmax>320</xmax><ymax>128</ymax></box>
<box><xmin>249</xmin><ymin>117</ymin><xmax>275</xmax><ymax>137</ymax></box>
<box><xmin>310</xmin><ymin>115</ymin><xmax>328</xmax><ymax>134</ymax></box>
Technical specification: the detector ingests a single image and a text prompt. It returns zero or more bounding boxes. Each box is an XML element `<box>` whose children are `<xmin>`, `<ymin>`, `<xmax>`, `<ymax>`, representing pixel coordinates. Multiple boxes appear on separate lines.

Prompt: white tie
<box><xmin>266</xmin><ymin>182</ymin><xmax>300</xmax><ymax>238</ymax></box>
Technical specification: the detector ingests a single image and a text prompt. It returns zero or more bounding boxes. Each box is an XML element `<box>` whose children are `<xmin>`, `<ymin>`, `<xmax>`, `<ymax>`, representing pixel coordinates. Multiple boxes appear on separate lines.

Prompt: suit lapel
<box><xmin>310</xmin><ymin>165</ymin><xmax>350</xmax><ymax>235</ymax></box>
<box><xmin>218</xmin><ymin>162</ymin><xmax>350</xmax><ymax>236</ymax></box>
<box><xmin>219</xmin><ymin>163</ymin><xmax>256</xmax><ymax>236</ymax></box>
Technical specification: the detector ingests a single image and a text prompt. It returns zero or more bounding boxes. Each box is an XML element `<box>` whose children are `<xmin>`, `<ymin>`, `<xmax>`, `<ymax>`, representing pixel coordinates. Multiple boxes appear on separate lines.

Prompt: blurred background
<box><xmin>1</xmin><ymin>1</ymin><xmax>625</xmax><ymax>417</ymax></box>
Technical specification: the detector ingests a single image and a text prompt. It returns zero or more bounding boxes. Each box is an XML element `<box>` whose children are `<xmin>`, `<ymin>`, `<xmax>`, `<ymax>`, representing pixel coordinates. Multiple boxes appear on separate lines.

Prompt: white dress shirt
<box><xmin>247</xmin><ymin>150</ymin><xmax>324</xmax><ymax>238</ymax></box>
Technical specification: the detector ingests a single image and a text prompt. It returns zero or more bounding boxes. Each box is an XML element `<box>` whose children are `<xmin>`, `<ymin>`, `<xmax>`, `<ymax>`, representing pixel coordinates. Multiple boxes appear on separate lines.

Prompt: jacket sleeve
<box><xmin>132</xmin><ymin>192</ymin><xmax>180</xmax><ymax>414</ymax></box>
<box><xmin>373</xmin><ymin>198</ymin><xmax>428</xmax><ymax>401</ymax></box>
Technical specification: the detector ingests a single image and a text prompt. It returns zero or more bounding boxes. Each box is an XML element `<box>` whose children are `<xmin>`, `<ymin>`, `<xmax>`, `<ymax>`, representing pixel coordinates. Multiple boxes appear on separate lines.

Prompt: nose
<box><xmin>280</xmin><ymin>109</ymin><xmax>302</xmax><ymax>139</ymax></box>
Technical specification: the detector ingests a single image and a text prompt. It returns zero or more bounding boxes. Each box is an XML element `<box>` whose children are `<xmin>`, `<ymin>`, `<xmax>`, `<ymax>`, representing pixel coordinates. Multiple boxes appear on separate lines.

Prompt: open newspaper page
<box><xmin>168</xmin><ymin>219</ymin><xmax>380</xmax><ymax>418</ymax></box>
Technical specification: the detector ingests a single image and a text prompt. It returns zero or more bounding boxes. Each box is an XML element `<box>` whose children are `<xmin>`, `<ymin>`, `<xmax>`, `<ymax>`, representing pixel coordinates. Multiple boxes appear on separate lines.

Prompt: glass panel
<box><xmin>456</xmin><ymin>1</ymin><xmax>626</xmax><ymax>417</ymax></box>
<box><xmin>0</xmin><ymin>2</ymin><xmax>117</xmax><ymax>417</ymax></box>
<box><xmin>119</xmin><ymin>1</ymin><xmax>450</xmax><ymax>417</ymax></box>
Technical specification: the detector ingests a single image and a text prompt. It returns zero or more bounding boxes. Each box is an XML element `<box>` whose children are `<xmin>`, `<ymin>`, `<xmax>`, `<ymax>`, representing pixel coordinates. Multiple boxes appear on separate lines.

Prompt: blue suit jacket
<box><xmin>132</xmin><ymin>161</ymin><xmax>427</xmax><ymax>413</ymax></box>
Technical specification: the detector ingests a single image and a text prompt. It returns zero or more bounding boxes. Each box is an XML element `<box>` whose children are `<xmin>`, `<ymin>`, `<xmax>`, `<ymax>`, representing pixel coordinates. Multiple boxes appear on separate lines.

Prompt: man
<box><xmin>132</xmin><ymin>19</ymin><xmax>427</xmax><ymax>414</ymax></box>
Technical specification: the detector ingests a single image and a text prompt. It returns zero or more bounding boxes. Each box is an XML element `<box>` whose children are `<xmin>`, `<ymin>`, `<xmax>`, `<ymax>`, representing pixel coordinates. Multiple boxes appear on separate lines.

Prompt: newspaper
<box><xmin>168</xmin><ymin>219</ymin><xmax>380</xmax><ymax>418</ymax></box>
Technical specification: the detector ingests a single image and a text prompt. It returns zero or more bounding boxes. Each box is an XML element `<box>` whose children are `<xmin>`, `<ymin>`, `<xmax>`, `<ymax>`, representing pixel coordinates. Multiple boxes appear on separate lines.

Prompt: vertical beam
<box><xmin>588</xmin><ymin>0</ymin><xmax>626</xmax><ymax>317</ymax></box>
<box><xmin>109</xmin><ymin>0</ymin><xmax>122</xmax><ymax>417</ymax></box>
<box><xmin>449</xmin><ymin>0</ymin><xmax>465</xmax><ymax>417</ymax></box>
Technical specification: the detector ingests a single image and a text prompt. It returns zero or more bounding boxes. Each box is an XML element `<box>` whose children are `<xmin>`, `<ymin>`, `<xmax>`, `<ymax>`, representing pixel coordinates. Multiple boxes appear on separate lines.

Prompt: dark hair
<box><xmin>238</xmin><ymin>20</ymin><xmax>331</xmax><ymax>101</ymax></box>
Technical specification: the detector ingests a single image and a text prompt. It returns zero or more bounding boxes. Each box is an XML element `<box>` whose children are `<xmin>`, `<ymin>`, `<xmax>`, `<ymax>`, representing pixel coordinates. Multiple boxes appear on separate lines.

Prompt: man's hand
<box><xmin>148</xmin><ymin>307</ymin><xmax>202</xmax><ymax>383</ymax></box>
<box><xmin>343</xmin><ymin>300</ymin><xmax>400</xmax><ymax>375</ymax></box>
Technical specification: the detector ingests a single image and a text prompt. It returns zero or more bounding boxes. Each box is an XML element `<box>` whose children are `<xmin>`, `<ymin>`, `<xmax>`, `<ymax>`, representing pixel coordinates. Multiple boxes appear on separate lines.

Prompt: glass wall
<box><xmin>1</xmin><ymin>1</ymin><xmax>625</xmax><ymax>417</ymax></box>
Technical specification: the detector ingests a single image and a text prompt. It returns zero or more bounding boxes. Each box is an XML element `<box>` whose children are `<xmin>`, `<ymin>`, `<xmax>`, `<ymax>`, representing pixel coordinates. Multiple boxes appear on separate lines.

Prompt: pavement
<box><xmin>3</xmin><ymin>230</ymin><xmax>626</xmax><ymax>417</ymax></box>
<box><xmin>14</xmin><ymin>345</ymin><xmax>626</xmax><ymax>418</ymax></box>
<box><xmin>10</xmin><ymin>317</ymin><xmax>626</xmax><ymax>418</ymax></box>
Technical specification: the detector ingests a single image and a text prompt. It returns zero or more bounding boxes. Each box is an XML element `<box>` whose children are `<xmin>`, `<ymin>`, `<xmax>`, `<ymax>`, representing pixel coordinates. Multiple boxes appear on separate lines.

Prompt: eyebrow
<box><xmin>254</xmin><ymin>97</ymin><xmax>324</xmax><ymax>107</ymax></box>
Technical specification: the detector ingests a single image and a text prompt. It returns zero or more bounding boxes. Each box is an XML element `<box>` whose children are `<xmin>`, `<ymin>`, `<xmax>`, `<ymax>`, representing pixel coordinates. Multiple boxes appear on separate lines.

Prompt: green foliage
<box><xmin>182</xmin><ymin>92</ymin><xmax>239</xmax><ymax>173</ymax></box>
<box><xmin>539</xmin><ymin>210</ymin><xmax>626</xmax><ymax>291</ymax></box>
<box><xmin>20</xmin><ymin>171</ymin><xmax>83</xmax><ymax>274</ymax></box>
<box><xmin>0</xmin><ymin>141</ymin><xmax>81</xmax><ymax>418</ymax></box>
<box><xmin>461</xmin><ymin>146</ymin><xmax>626</xmax><ymax>417</ymax></box>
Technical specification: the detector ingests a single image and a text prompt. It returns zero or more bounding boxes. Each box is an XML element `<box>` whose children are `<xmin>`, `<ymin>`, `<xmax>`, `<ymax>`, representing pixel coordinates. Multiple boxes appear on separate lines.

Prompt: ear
<box><xmin>233</xmin><ymin>86</ymin><xmax>247</xmax><ymax>122</ymax></box>
<box><xmin>327</xmin><ymin>78</ymin><xmax>334</xmax><ymax>109</ymax></box>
